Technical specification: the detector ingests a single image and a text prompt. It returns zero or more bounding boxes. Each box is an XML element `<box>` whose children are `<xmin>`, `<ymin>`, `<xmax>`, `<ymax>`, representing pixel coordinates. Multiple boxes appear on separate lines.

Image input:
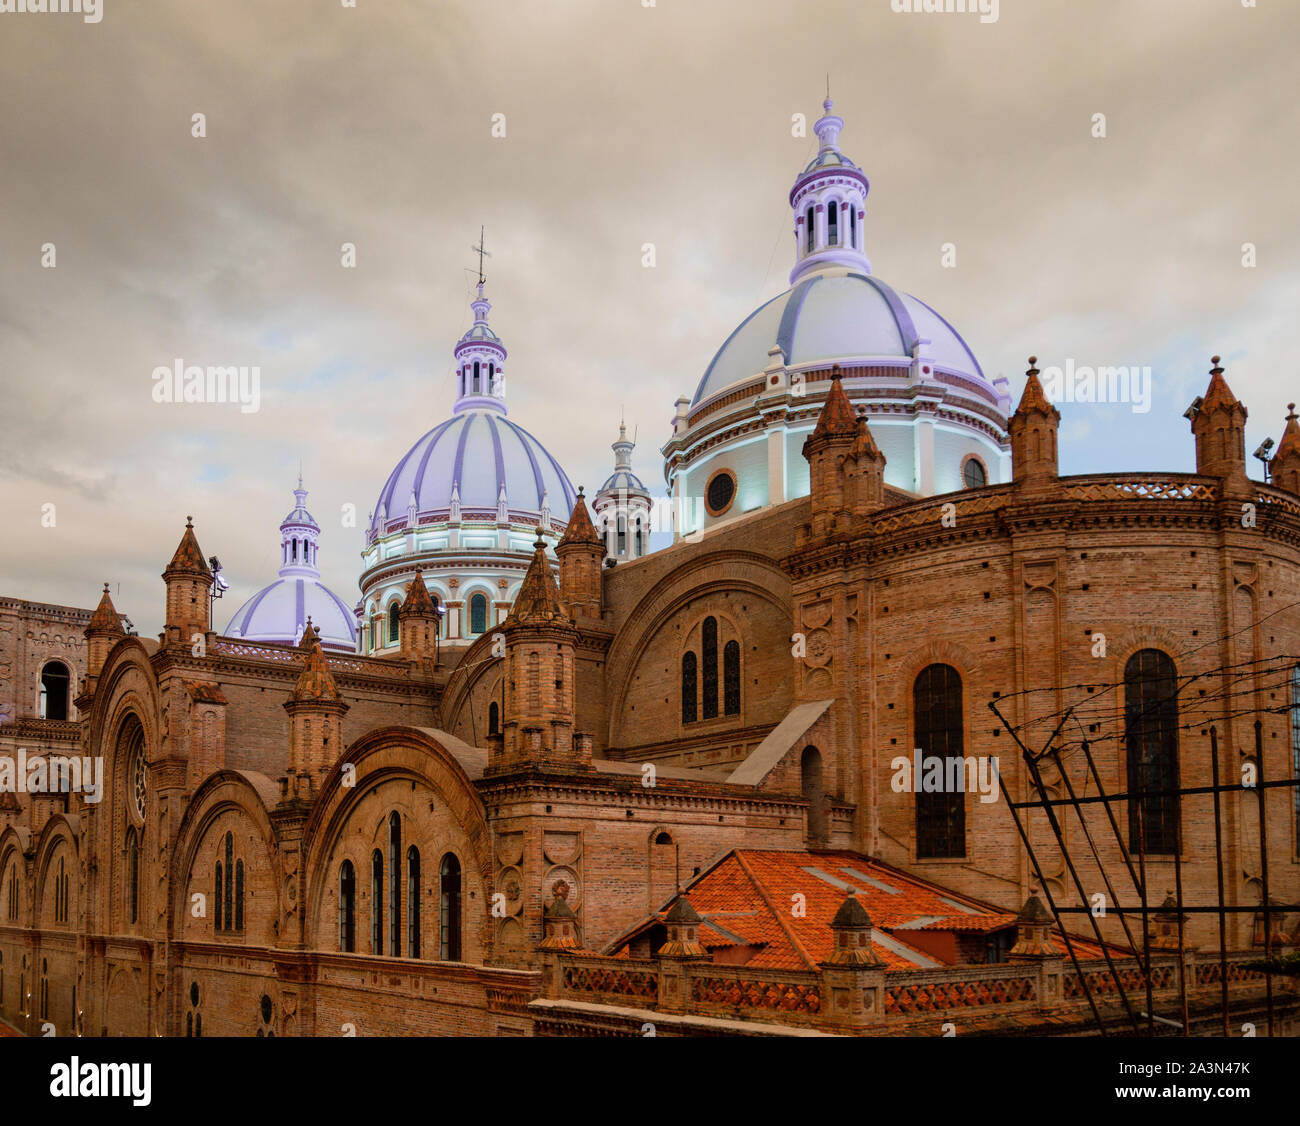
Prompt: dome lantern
<box><xmin>452</xmin><ymin>280</ymin><xmax>508</xmax><ymax>416</ymax></box>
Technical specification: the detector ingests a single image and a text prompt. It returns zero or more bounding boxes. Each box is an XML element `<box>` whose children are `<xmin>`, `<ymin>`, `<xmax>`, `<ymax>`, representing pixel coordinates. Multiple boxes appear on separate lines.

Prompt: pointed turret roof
<box><xmin>165</xmin><ymin>516</ymin><xmax>210</xmax><ymax>576</ymax></box>
<box><xmin>509</xmin><ymin>532</ymin><xmax>568</xmax><ymax>625</ymax></box>
<box><xmin>290</xmin><ymin>637</ymin><xmax>341</xmax><ymax>702</ymax></box>
<box><xmin>87</xmin><ymin>583</ymin><xmax>125</xmax><ymax>634</ymax></box>
<box><xmin>1013</xmin><ymin>358</ymin><xmax>1057</xmax><ymax>418</ymax></box>
<box><xmin>297</xmin><ymin>618</ymin><xmax>319</xmax><ymax>650</ymax></box>
<box><xmin>1018</xmin><ymin>893</ymin><xmax>1054</xmax><ymax>925</ymax></box>
<box><xmin>1271</xmin><ymin>404</ymin><xmax>1300</xmax><ymax>463</ymax></box>
<box><xmin>558</xmin><ymin>487</ymin><xmax>602</xmax><ymax>548</ymax></box>
<box><xmin>1199</xmin><ymin>356</ymin><xmax>1244</xmax><ymax>417</ymax></box>
<box><xmin>401</xmin><ymin>570</ymin><xmax>438</xmax><ymax>617</ymax></box>
<box><xmin>808</xmin><ymin>365</ymin><xmax>857</xmax><ymax>441</ymax></box>
<box><xmin>850</xmin><ymin>410</ymin><xmax>884</xmax><ymax>463</ymax></box>
<box><xmin>663</xmin><ymin>893</ymin><xmax>702</xmax><ymax>925</ymax></box>
<box><xmin>829</xmin><ymin>891</ymin><xmax>873</xmax><ymax>929</ymax></box>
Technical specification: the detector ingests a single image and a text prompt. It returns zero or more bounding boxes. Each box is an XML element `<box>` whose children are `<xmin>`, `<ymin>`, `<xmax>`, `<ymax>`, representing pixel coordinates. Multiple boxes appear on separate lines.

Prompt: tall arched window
<box><xmin>805</xmin><ymin>206</ymin><xmax>815</xmax><ymax>253</ymax></box>
<box><xmin>914</xmin><ymin>663</ymin><xmax>965</xmax><ymax>859</ymax></box>
<box><xmin>827</xmin><ymin>200</ymin><xmax>838</xmax><ymax>246</ymax></box>
<box><xmin>469</xmin><ymin>593</ymin><xmax>488</xmax><ymax>635</ymax></box>
<box><xmin>214</xmin><ymin>861</ymin><xmax>223</xmax><ymax>932</ymax></box>
<box><xmin>39</xmin><ymin>958</ymin><xmax>48</xmax><ymax>1021</ymax></box>
<box><xmin>849</xmin><ymin>205</ymin><xmax>857</xmax><ymax>248</ymax></box>
<box><xmin>681</xmin><ymin>652</ymin><xmax>697</xmax><ymax>724</ymax></box>
<box><xmin>388</xmin><ymin>813</ymin><xmax>402</xmax><ymax>958</ymax></box>
<box><xmin>54</xmin><ymin>857</ymin><xmax>66</xmax><ymax>924</ymax></box>
<box><xmin>407</xmin><ymin>846</ymin><xmax>421</xmax><ymax>959</ymax></box>
<box><xmin>388</xmin><ymin>601</ymin><xmax>401</xmax><ymax>644</ymax></box>
<box><xmin>125</xmin><ymin>827</ymin><xmax>140</xmax><ymax>925</ymax></box>
<box><xmin>338</xmin><ymin>859</ymin><xmax>355</xmax><ymax>953</ymax></box>
<box><xmin>801</xmin><ymin>745</ymin><xmax>827</xmax><ymax>846</ymax></box>
<box><xmin>723</xmin><ymin>640</ymin><xmax>740</xmax><ymax>716</ymax></box>
<box><xmin>701</xmin><ymin>616</ymin><xmax>719</xmax><ymax>720</ymax></box>
<box><xmin>370</xmin><ymin>849</ymin><xmax>384</xmax><ymax>955</ymax></box>
<box><xmin>234</xmin><ymin>860</ymin><xmax>244</xmax><ymax>932</ymax></box>
<box><xmin>1291</xmin><ymin>665</ymin><xmax>1300</xmax><ymax>855</ymax></box>
<box><xmin>39</xmin><ymin>661</ymin><xmax>70</xmax><ymax>721</ymax></box>
<box><xmin>617</xmin><ymin>513</ymin><xmax>626</xmax><ymax>555</ymax></box>
<box><xmin>439</xmin><ymin>854</ymin><xmax>462</xmax><ymax>961</ymax></box>
<box><xmin>488</xmin><ymin>700</ymin><xmax>500</xmax><ymax>736</ymax></box>
<box><xmin>223</xmin><ymin>832</ymin><xmax>234</xmax><ymax>931</ymax></box>
<box><xmin>1125</xmin><ymin>649</ymin><xmax>1180</xmax><ymax>854</ymax></box>
<box><xmin>473</xmin><ymin>360</ymin><xmax>481</xmax><ymax>392</ymax></box>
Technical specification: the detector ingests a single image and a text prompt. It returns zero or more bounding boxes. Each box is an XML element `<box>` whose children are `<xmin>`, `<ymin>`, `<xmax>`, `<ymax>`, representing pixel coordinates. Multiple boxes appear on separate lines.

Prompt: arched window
<box><xmin>488</xmin><ymin>362</ymin><xmax>495</xmax><ymax>383</ymax></box>
<box><xmin>723</xmin><ymin>640</ymin><xmax>740</xmax><ymax>716</ymax></box>
<box><xmin>805</xmin><ymin>206</ymin><xmax>815</xmax><ymax>253</ymax></box>
<box><xmin>338</xmin><ymin>860</ymin><xmax>355</xmax><ymax>953</ymax></box>
<box><xmin>234</xmin><ymin>860</ymin><xmax>244</xmax><ymax>932</ymax></box>
<box><xmin>370</xmin><ymin>849</ymin><xmax>384</xmax><ymax>955</ymax></box>
<box><xmin>388</xmin><ymin>813</ymin><xmax>402</xmax><ymax>957</ymax></box>
<box><xmin>439</xmin><ymin>854</ymin><xmax>462</xmax><ymax>961</ymax></box>
<box><xmin>54</xmin><ymin>857</ymin><xmax>66</xmax><ymax>924</ymax></box>
<box><xmin>214</xmin><ymin>861</ymin><xmax>223</xmax><ymax>932</ymax></box>
<box><xmin>1291</xmin><ymin>665</ymin><xmax>1300</xmax><ymax>855</ymax></box>
<box><xmin>849</xmin><ymin>205</ymin><xmax>857</xmax><ymax>248</ymax></box>
<box><xmin>1125</xmin><ymin>649</ymin><xmax>1180</xmax><ymax>854</ymax></box>
<box><xmin>469</xmin><ymin>593</ymin><xmax>488</xmax><ymax>635</ymax></box>
<box><xmin>914</xmin><ymin>664</ymin><xmax>966</xmax><ymax>858</ymax></box>
<box><xmin>407</xmin><ymin>846</ymin><xmax>421</xmax><ymax>959</ymax></box>
<box><xmin>801</xmin><ymin>746</ymin><xmax>827</xmax><ymax>845</ymax></box>
<box><xmin>39</xmin><ymin>958</ymin><xmax>48</xmax><ymax>1020</ymax></box>
<box><xmin>963</xmin><ymin>458</ymin><xmax>987</xmax><ymax>489</ymax></box>
<box><xmin>372</xmin><ymin>614</ymin><xmax>384</xmax><ymax>651</ymax></box>
<box><xmin>388</xmin><ymin>601</ymin><xmax>401</xmax><ymax>644</ymax></box>
<box><xmin>488</xmin><ymin>700</ymin><xmax>500</xmax><ymax>736</ymax></box>
<box><xmin>828</xmin><ymin>200</ymin><xmax>838</xmax><ymax>246</ymax></box>
<box><xmin>125</xmin><ymin>827</ymin><xmax>140</xmax><ymax>925</ymax></box>
<box><xmin>617</xmin><ymin>513</ymin><xmax>626</xmax><ymax>555</ymax></box>
<box><xmin>473</xmin><ymin>360</ymin><xmax>481</xmax><ymax>392</ymax></box>
<box><xmin>701</xmin><ymin>616</ymin><xmax>719</xmax><ymax>720</ymax></box>
<box><xmin>681</xmin><ymin>652</ymin><xmax>697</xmax><ymax>724</ymax></box>
<box><xmin>39</xmin><ymin>661</ymin><xmax>70</xmax><ymax>721</ymax></box>
<box><xmin>223</xmin><ymin>832</ymin><xmax>233</xmax><ymax>931</ymax></box>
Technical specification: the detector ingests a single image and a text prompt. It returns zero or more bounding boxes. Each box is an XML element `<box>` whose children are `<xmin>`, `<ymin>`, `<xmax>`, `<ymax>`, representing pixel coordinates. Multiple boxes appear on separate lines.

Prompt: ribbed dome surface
<box><xmin>226</xmin><ymin>578</ymin><xmax>356</xmax><ymax>652</ymax></box>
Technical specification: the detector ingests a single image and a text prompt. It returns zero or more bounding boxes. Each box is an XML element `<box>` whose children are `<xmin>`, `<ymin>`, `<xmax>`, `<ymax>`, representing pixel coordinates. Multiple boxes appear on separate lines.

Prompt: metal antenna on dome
<box><xmin>471</xmin><ymin>226</ymin><xmax>491</xmax><ymax>287</ymax></box>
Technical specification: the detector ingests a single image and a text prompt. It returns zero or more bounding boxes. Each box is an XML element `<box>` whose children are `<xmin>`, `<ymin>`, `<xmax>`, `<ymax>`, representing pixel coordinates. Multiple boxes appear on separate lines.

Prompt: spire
<box><xmin>1199</xmin><ymin>355</ymin><xmax>1241</xmax><ymax>416</ymax></box>
<box><xmin>297</xmin><ymin>617</ymin><xmax>319</xmax><ymax>650</ymax></box>
<box><xmin>509</xmin><ymin>531</ymin><xmax>567</xmax><ymax>625</ymax></box>
<box><xmin>806</xmin><ymin>365</ymin><xmax>858</xmax><ymax>443</ymax></box>
<box><xmin>452</xmin><ymin>251</ymin><xmax>508</xmax><ymax>416</ymax></box>
<box><xmin>1013</xmin><ymin>357</ymin><xmax>1057</xmax><ymax>418</ymax></box>
<box><xmin>1191</xmin><ymin>354</ymin><xmax>1249</xmax><ymax>491</ymax></box>
<box><xmin>1269</xmin><ymin>403</ymin><xmax>1300</xmax><ymax>495</ymax></box>
<box><xmin>558</xmin><ymin>487</ymin><xmax>602</xmax><ymax>548</ymax></box>
<box><xmin>87</xmin><ymin>582</ymin><xmax>125</xmax><ymax>634</ymax></box>
<box><xmin>165</xmin><ymin>516</ymin><xmax>210</xmax><ymax>577</ymax></box>
<box><xmin>814</xmin><ymin>96</ymin><xmax>844</xmax><ymax>154</ymax></box>
<box><xmin>291</xmin><ymin>636</ymin><xmax>341</xmax><ymax>702</ymax></box>
<box><xmin>850</xmin><ymin>408</ymin><xmax>883</xmax><ymax>462</ymax></box>
<box><xmin>400</xmin><ymin>569</ymin><xmax>437</xmax><ymax>617</ymax></box>
<box><xmin>1009</xmin><ymin>357</ymin><xmax>1060</xmax><ymax>488</ymax></box>
<box><xmin>612</xmin><ymin>419</ymin><xmax>635</xmax><ymax>471</ymax></box>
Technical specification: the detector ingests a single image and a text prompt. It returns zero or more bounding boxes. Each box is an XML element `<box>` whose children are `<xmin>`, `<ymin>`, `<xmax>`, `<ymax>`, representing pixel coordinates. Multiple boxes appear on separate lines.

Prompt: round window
<box><xmin>962</xmin><ymin>458</ymin><xmax>987</xmax><ymax>489</ymax></box>
<box><xmin>129</xmin><ymin>744</ymin><xmax>146</xmax><ymax>822</ymax></box>
<box><xmin>705</xmin><ymin>470</ymin><xmax>736</xmax><ymax>516</ymax></box>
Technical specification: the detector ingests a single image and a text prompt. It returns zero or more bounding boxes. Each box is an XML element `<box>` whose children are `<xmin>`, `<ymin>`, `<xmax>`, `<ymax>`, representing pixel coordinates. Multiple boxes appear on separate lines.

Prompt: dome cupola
<box><xmin>789</xmin><ymin>98</ymin><xmax>872</xmax><ymax>285</ymax></box>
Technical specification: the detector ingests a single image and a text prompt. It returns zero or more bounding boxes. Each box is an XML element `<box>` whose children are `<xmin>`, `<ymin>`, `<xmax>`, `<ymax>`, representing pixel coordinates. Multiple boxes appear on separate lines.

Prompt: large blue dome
<box><xmin>369</xmin><ymin>408</ymin><xmax>576</xmax><ymax>537</ymax></box>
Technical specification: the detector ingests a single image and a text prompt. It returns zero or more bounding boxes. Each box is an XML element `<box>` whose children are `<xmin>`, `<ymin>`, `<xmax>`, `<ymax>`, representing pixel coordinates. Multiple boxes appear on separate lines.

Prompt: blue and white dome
<box><xmin>225</xmin><ymin>480</ymin><xmax>357</xmax><ymax>652</ymax></box>
<box><xmin>692</xmin><ymin>271</ymin><xmax>989</xmax><ymax>407</ymax></box>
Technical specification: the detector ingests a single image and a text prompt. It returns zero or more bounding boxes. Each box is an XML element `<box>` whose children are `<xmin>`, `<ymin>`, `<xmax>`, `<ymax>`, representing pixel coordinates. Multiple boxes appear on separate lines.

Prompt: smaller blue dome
<box><xmin>599</xmin><ymin>469</ymin><xmax>649</xmax><ymax>496</ymax></box>
<box><xmin>226</xmin><ymin>578</ymin><xmax>356</xmax><ymax>652</ymax></box>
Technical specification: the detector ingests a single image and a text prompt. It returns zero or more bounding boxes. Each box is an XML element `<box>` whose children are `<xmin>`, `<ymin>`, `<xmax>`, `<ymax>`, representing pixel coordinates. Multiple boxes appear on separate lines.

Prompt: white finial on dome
<box><xmin>539</xmin><ymin>488</ymin><xmax>551</xmax><ymax>532</ymax></box>
<box><xmin>407</xmin><ymin>487</ymin><xmax>418</xmax><ymax>528</ymax></box>
<box><xmin>496</xmin><ymin>481</ymin><xmax>509</xmax><ymax>524</ymax></box>
<box><xmin>449</xmin><ymin>480</ymin><xmax>461</xmax><ymax>523</ymax></box>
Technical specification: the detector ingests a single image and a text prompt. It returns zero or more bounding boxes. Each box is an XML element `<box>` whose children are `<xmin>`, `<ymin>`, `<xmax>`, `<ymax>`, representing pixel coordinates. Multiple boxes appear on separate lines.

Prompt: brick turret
<box><xmin>1191</xmin><ymin>356</ymin><xmax>1250</xmax><ymax>497</ymax></box>
<box><xmin>398</xmin><ymin>569</ymin><xmax>440</xmax><ymax>666</ymax></box>
<box><xmin>282</xmin><ymin>636</ymin><xmax>349</xmax><ymax>800</ymax></box>
<box><xmin>491</xmin><ymin>530</ymin><xmax>587</xmax><ymax>774</ymax></box>
<box><xmin>822</xmin><ymin>891</ymin><xmax>883</xmax><ymax>966</ymax></box>
<box><xmin>802</xmin><ymin>364</ymin><xmax>858</xmax><ymax>537</ymax></box>
<box><xmin>84</xmin><ymin>582</ymin><xmax>125</xmax><ymax>681</ymax></box>
<box><xmin>845</xmin><ymin>409</ymin><xmax>887</xmax><ymax>515</ymax></box>
<box><xmin>162</xmin><ymin>516</ymin><xmax>213</xmax><ymax>649</ymax></box>
<box><xmin>1269</xmin><ymin>403</ymin><xmax>1300</xmax><ymax>495</ymax></box>
<box><xmin>1008</xmin><ymin>893</ymin><xmax>1059</xmax><ymax>960</ymax></box>
<box><xmin>556</xmin><ymin>488</ymin><xmax>604</xmax><ymax>619</ymax></box>
<box><xmin>1008</xmin><ymin>357</ymin><xmax>1060</xmax><ymax>489</ymax></box>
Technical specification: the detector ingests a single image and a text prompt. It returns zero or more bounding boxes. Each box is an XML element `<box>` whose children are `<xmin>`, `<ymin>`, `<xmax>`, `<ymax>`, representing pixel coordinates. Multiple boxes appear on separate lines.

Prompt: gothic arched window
<box><xmin>801</xmin><ymin>745</ymin><xmax>827</xmax><ymax>846</ymax></box>
<box><xmin>914</xmin><ymin>663</ymin><xmax>966</xmax><ymax>859</ymax></box>
<box><xmin>701</xmin><ymin>616</ymin><xmax>719</xmax><ymax>720</ymax></box>
<box><xmin>407</xmin><ymin>846</ymin><xmax>421</xmax><ymax>959</ymax></box>
<box><xmin>488</xmin><ymin>700</ymin><xmax>500</xmax><ymax>736</ymax></box>
<box><xmin>681</xmin><ymin>652</ymin><xmax>697</xmax><ymax>724</ymax></box>
<box><xmin>338</xmin><ymin>859</ymin><xmax>355</xmax><ymax>953</ymax></box>
<box><xmin>828</xmin><ymin>200</ymin><xmax>838</xmax><ymax>246</ymax></box>
<box><xmin>388</xmin><ymin>601</ymin><xmax>401</xmax><ymax>644</ymax></box>
<box><xmin>39</xmin><ymin>661</ymin><xmax>70</xmax><ymax>721</ymax></box>
<box><xmin>234</xmin><ymin>860</ymin><xmax>244</xmax><ymax>932</ymax></box>
<box><xmin>125</xmin><ymin>827</ymin><xmax>140</xmax><ymax>925</ymax></box>
<box><xmin>469</xmin><ymin>593</ymin><xmax>488</xmax><ymax>635</ymax></box>
<box><xmin>370</xmin><ymin>849</ymin><xmax>384</xmax><ymax>956</ymax></box>
<box><xmin>388</xmin><ymin>812</ymin><xmax>402</xmax><ymax>958</ymax></box>
<box><xmin>439</xmin><ymin>854</ymin><xmax>462</xmax><ymax>962</ymax></box>
<box><xmin>214</xmin><ymin>861</ymin><xmax>223</xmax><ymax>932</ymax></box>
<box><xmin>1125</xmin><ymin>649</ymin><xmax>1180</xmax><ymax>854</ymax></box>
<box><xmin>223</xmin><ymin>832</ymin><xmax>234</xmax><ymax>931</ymax></box>
<box><xmin>723</xmin><ymin>640</ymin><xmax>740</xmax><ymax>717</ymax></box>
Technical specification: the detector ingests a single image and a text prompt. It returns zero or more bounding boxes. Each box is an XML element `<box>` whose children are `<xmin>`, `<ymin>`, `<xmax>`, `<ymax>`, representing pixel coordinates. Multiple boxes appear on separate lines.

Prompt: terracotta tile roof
<box><xmin>290</xmin><ymin>637</ymin><xmax>341</xmax><ymax>702</ymax></box>
<box><xmin>807</xmin><ymin>365</ymin><xmax>858</xmax><ymax>443</ymax></box>
<box><xmin>86</xmin><ymin>583</ymin><xmax>124</xmax><ymax>633</ymax></box>
<box><xmin>164</xmin><ymin>517</ymin><xmax>210</xmax><ymax>576</ymax></box>
<box><xmin>557</xmin><ymin>487</ymin><xmax>602</xmax><ymax>548</ymax></box>
<box><xmin>1199</xmin><ymin>357</ymin><xmax>1242</xmax><ymax>417</ymax></box>
<box><xmin>400</xmin><ymin>569</ymin><xmax>438</xmax><ymax>617</ymax></box>
<box><xmin>506</xmin><ymin>531</ymin><xmax>569</xmax><ymax>626</ymax></box>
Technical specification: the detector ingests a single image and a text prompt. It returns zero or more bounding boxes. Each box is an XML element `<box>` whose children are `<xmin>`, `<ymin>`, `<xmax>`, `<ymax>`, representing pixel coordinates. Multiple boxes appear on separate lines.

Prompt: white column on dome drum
<box><xmin>917</xmin><ymin>418</ymin><xmax>936</xmax><ymax>496</ymax></box>
<box><xmin>767</xmin><ymin>427</ymin><xmax>787</xmax><ymax>505</ymax></box>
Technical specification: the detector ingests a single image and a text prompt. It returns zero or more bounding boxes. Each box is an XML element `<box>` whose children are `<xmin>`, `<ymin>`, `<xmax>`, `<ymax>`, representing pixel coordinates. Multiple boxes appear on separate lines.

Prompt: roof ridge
<box><xmin>732</xmin><ymin>849</ymin><xmax>818</xmax><ymax>972</ymax></box>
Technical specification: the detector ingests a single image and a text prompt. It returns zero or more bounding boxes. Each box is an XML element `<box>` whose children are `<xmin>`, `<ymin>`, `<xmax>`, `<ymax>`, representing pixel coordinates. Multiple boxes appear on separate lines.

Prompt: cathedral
<box><xmin>2</xmin><ymin>98</ymin><xmax>1298</xmax><ymax>1037</ymax></box>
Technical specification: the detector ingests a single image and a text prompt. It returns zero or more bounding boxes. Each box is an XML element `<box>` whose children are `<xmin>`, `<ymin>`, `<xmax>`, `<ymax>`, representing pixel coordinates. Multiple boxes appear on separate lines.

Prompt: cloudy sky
<box><xmin>1</xmin><ymin>0</ymin><xmax>1296</xmax><ymax>637</ymax></box>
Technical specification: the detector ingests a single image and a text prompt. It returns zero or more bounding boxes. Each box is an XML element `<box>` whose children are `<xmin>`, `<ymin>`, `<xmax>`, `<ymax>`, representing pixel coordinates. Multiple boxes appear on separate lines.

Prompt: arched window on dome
<box><xmin>469</xmin><ymin>593</ymin><xmax>488</xmax><ymax>635</ymax></box>
<box><xmin>828</xmin><ymin>201</ymin><xmax>838</xmax><ymax>247</ymax></box>
<box><xmin>617</xmin><ymin>513</ymin><xmax>626</xmax><ymax>555</ymax></box>
<box><xmin>850</xmin><ymin>206</ymin><xmax>857</xmax><ymax>248</ymax></box>
<box><xmin>388</xmin><ymin>601</ymin><xmax>401</xmax><ymax>645</ymax></box>
<box><xmin>473</xmin><ymin>360</ymin><xmax>481</xmax><ymax>393</ymax></box>
<box><xmin>488</xmin><ymin>362</ymin><xmax>495</xmax><ymax>385</ymax></box>
<box><xmin>805</xmin><ymin>206</ymin><xmax>815</xmax><ymax>253</ymax></box>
